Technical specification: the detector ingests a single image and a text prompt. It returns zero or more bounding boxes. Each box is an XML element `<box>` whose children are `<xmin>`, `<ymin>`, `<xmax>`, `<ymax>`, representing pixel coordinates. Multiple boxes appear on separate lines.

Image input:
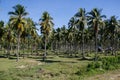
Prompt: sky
<box><xmin>0</xmin><ymin>0</ymin><xmax>120</xmax><ymax>30</ymax></box>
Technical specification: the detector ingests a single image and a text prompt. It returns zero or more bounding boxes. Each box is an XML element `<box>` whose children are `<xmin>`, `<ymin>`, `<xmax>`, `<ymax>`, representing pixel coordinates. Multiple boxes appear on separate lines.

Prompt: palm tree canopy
<box><xmin>74</xmin><ymin>8</ymin><xmax>87</xmax><ymax>31</ymax></box>
<box><xmin>108</xmin><ymin>16</ymin><xmax>119</xmax><ymax>33</ymax></box>
<box><xmin>8</xmin><ymin>4</ymin><xmax>28</xmax><ymax>17</ymax></box>
<box><xmin>39</xmin><ymin>11</ymin><xmax>54</xmax><ymax>36</ymax></box>
<box><xmin>87</xmin><ymin>8</ymin><xmax>106</xmax><ymax>33</ymax></box>
<box><xmin>8</xmin><ymin>4</ymin><xmax>28</xmax><ymax>34</ymax></box>
<box><xmin>68</xmin><ymin>17</ymin><xmax>77</xmax><ymax>29</ymax></box>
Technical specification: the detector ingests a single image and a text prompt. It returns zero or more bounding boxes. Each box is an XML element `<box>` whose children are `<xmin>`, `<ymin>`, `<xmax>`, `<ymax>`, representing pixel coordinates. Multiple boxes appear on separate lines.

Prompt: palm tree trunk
<box><xmin>7</xmin><ymin>44</ymin><xmax>10</xmax><ymax>58</ymax></box>
<box><xmin>111</xmin><ymin>34</ymin><xmax>114</xmax><ymax>55</ymax></box>
<box><xmin>82</xmin><ymin>30</ymin><xmax>85</xmax><ymax>59</ymax></box>
<box><xmin>43</xmin><ymin>36</ymin><xmax>47</xmax><ymax>61</ymax></box>
<box><xmin>16</xmin><ymin>34</ymin><xmax>20</xmax><ymax>62</ymax></box>
<box><xmin>51</xmin><ymin>42</ymin><xmax>53</xmax><ymax>51</ymax></box>
<box><xmin>95</xmin><ymin>32</ymin><xmax>98</xmax><ymax>61</ymax></box>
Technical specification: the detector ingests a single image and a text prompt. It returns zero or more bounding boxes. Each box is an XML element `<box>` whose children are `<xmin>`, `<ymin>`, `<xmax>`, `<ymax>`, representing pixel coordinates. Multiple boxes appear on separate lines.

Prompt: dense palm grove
<box><xmin>0</xmin><ymin>4</ymin><xmax>120</xmax><ymax>61</ymax></box>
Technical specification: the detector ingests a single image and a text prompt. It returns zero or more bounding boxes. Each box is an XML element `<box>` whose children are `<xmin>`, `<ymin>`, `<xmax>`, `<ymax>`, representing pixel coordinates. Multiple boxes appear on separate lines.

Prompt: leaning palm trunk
<box><xmin>16</xmin><ymin>34</ymin><xmax>20</xmax><ymax>62</ymax></box>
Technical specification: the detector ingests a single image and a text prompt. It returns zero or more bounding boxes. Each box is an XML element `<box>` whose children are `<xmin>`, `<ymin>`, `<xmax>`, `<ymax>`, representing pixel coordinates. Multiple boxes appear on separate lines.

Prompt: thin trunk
<box><xmin>7</xmin><ymin>43</ymin><xmax>10</xmax><ymax>58</ymax></box>
<box><xmin>82</xmin><ymin>30</ymin><xmax>85</xmax><ymax>59</ymax></box>
<box><xmin>43</xmin><ymin>36</ymin><xmax>47</xmax><ymax>61</ymax></box>
<box><xmin>111</xmin><ymin>34</ymin><xmax>114</xmax><ymax>55</ymax></box>
<box><xmin>51</xmin><ymin>42</ymin><xmax>53</xmax><ymax>51</ymax></box>
<box><xmin>22</xmin><ymin>41</ymin><xmax>25</xmax><ymax>59</ymax></box>
<box><xmin>16</xmin><ymin>34</ymin><xmax>20</xmax><ymax>62</ymax></box>
<box><xmin>95</xmin><ymin>32</ymin><xmax>98</xmax><ymax>61</ymax></box>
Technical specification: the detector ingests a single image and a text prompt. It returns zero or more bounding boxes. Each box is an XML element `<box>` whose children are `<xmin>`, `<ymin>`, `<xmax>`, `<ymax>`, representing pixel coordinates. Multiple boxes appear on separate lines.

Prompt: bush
<box><xmin>117</xmin><ymin>56</ymin><xmax>120</xmax><ymax>63</ymax></box>
<box><xmin>101</xmin><ymin>56</ymin><xmax>120</xmax><ymax>70</ymax></box>
<box><xmin>86</xmin><ymin>56</ymin><xmax>120</xmax><ymax>71</ymax></box>
<box><xmin>87</xmin><ymin>62</ymin><xmax>101</xmax><ymax>71</ymax></box>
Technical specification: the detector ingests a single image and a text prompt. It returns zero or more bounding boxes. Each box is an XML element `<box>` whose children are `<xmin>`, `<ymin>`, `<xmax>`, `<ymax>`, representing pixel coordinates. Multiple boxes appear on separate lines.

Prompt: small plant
<box><xmin>75</xmin><ymin>69</ymin><xmax>84</xmax><ymax>75</ymax></box>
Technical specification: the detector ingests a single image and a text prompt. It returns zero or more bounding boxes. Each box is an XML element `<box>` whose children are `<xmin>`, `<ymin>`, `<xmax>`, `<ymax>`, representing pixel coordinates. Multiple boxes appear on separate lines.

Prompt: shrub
<box><xmin>86</xmin><ymin>62</ymin><xmax>101</xmax><ymax>71</ymax></box>
<box><xmin>86</xmin><ymin>56</ymin><xmax>120</xmax><ymax>71</ymax></box>
<box><xmin>117</xmin><ymin>56</ymin><xmax>120</xmax><ymax>63</ymax></box>
<box><xmin>101</xmin><ymin>56</ymin><xmax>120</xmax><ymax>70</ymax></box>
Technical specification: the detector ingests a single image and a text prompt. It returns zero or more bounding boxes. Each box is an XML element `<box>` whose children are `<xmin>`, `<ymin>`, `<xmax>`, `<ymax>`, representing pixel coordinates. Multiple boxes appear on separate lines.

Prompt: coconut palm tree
<box><xmin>25</xmin><ymin>18</ymin><xmax>38</xmax><ymax>54</ymax></box>
<box><xmin>87</xmin><ymin>8</ymin><xmax>106</xmax><ymax>60</ymax></box>
<box><xmin>107</xmin><ymin>16</ymin><xmax>119</xmax><ymax>55</ymax></box>
<box><xmin>68</xmin><ymin>17</ymin><xmax>79</xmax><ymax>56</ymax></box>
<box><xmin>8</xmin><ymin>4</ymin><xmax>28</xmax><ymax>61</ymax></box>
<box><xmin>74</xmin><ymin>8</ymin><xmax>87</xmax><ymax>59</ymax></box>
<box><xmin>39</xmin><ymin>11</ymin><xmax>54</xmax><ymax>61</ymax></box>
<box><xmin>0</xmin><ymin>21</ymin><xmax>4</xmax><ymax>39</ymax></box>
<box><xmin>68</xmin><ymin>17</ymin><xmax>77</xmax><ymax>29</ymax></box>
<box><xmin>67</xmin><ymin>27</ymin><xmax>75</xmax><ymax>56</ymax></box>
<box><xmin>0</xmin><ymin>21</ymin><xmax>4</xmax><ymax>50</ymax></box>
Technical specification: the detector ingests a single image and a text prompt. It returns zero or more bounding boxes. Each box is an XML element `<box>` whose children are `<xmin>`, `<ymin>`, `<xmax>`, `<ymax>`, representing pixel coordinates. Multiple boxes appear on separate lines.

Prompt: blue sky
<box><xmin>0</xmin><ymin>0</ymin><xmax>120</xmax><ymax>29</ymax></box>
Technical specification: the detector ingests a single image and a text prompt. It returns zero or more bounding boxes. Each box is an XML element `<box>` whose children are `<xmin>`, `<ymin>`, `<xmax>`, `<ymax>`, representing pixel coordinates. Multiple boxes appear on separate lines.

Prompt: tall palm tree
<box><xmin>87</xmin><ymin>8</ymin><xmax>106</xmax><ymax>60</ymax></box>
<box><xmin>54</xmin><ymin>27</ymin><xmax>63</xmax><ymax>54</ymax></box>
<box><xmin>39</xmin><ymin>11</ymin><xmax>54</xmax><ymax>61</ymax></box>
<box><xmin>0</xmin><ymin>21</ymin><xmax>4</xmax><ymax>39</ymax></box>
<box><xmin>0</xmin><ymin>21</ymin><xmax>4</xmax><ymax>50</ymax></box>
<box><xmin>60</xmin><ymin>25</ymin><xmax>68</xmax><ymax>52</ymax></box>
<box><xmin>68</xmin><ymin>17</ymin><xmax>78</xmax><ymax>56</ymax></box>
<box><xmin>74</xmin><ymin>8</ymin><xmax>87</xmax><ymax>59</ymax></box>
<box><xmin>108</xmin><ymin>16</ymin><xmax>119</xmax><ymax>55</ymax></box>
<box><xmin>26</xmin><ymin>18</ymin><xmax>38</xmax><ymax>53</ymax></box>
<box><xmin>67</xmin><ymin>27</ymin><xmax>75</xmax><ymax>56</ymax></box>
<box><xmin>8</xmin><ymin>4</ymin><xmax>28</xmax><ymax>61</ymax></box>
<box><xmin>4</xmin><ymin>22</ymin><xmax>17</xmax><ymax>56</ymax></box>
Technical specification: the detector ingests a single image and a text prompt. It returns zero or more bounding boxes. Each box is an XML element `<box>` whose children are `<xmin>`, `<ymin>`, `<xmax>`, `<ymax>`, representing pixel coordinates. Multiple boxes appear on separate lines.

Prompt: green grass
<box><xmin>0</xmin><ymin>53</ymin><xmax>119</xmax><ymax>80</ymax></box>
<box><xmin>0</xmin><ymin>55</ymin><xmax>91</xmax><ymax>80</ymax></box>
<box><xmin>0</xmin><ymin>58</ymin><xmax>15</xmax><ymax>71</ymax></box>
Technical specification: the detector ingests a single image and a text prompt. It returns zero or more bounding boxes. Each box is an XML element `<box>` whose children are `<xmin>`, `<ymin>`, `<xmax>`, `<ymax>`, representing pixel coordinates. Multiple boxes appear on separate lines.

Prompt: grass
<box><xmin>0</xmin><ymin>55</ymin><xmax>91</xmax><ymax>80</ymax></box>
<box><xmin>0</xmin><ymin>58</ymin><xmax>15</xmax><ymax>71</ymax></box>
<box><xmin>0</xmin><ymin>52</ymin><xmax>119</xmax><ymax>80</ymax></box>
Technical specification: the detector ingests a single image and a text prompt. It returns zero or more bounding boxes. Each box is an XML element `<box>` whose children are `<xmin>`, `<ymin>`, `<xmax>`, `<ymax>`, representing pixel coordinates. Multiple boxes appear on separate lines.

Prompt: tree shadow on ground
<box><xmin>36</xmin><ymin>58</ymin><xmax>77</xmax><ymax>63</ymax></box>
<box><xmin>0</xmin><ymin>55</ymin><xmax>7</xmax><ymax>58</ymax></box>
<box><xmin>59</xmin><ymin>55</ymin><xmax>79</xmax><ymax>58</ymax></box>
<box><xmin>77</xmin><ymin>57</ymin><xmax>94</xmax><ymax>61</ymax></box>
<box><xmin>37</xmin><ymin>59</ymin><xmax>61</xmax><ymax>63</ymax></box>
<box><xmin>28</xmin><ymin>56</ymin><xmax>54</xmax><ymax>60</ymax></box>
<box><xmin>8</xmin><ymin>56</ymin><xmax>17</xmax><ymax>60</ymax></box>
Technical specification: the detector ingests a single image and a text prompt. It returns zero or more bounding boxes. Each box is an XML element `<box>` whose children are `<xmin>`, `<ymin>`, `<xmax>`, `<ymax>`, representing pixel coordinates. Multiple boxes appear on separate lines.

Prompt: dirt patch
<box><xmin>16</xmin><ymin>59</ymin><xmax>42</xmax><ymax>69</ymax></box>
<box><xmin>17</xmin><ymin>65</ymin><xmax>26</xmax><ymax>69</ymax></box>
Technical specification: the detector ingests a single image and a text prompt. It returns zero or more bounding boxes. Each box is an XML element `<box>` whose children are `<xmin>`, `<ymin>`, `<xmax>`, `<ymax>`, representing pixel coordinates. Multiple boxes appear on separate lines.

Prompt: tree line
<box><xmin>0</xmin><ymin>4</ymin><xmax>120</xmax><ymax>61</ymax></box>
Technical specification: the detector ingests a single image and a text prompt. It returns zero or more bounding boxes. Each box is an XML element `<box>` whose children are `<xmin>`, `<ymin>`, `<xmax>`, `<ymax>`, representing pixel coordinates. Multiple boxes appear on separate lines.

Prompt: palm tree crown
<box><xmin>8</xmin><ymin>4</ymin><xmax>28</xmax><ymax>33</ymax></box>
<box><xmin>40</xmin><ymin>11</ymin><xmax>54</xmax><ymax>36</ymax></box>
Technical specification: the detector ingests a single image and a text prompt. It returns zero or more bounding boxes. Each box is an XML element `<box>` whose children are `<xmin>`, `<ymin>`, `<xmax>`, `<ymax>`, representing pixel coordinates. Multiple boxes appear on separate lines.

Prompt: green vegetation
<box><xmin>0</xmin><ymin>55</ymin><xmax>88</xmax><ymax>80</ymax></box>
<box><xmin>0</xmin><ymin>54</ymin><xmax>120</xmax><ymax>80</ymax></box>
